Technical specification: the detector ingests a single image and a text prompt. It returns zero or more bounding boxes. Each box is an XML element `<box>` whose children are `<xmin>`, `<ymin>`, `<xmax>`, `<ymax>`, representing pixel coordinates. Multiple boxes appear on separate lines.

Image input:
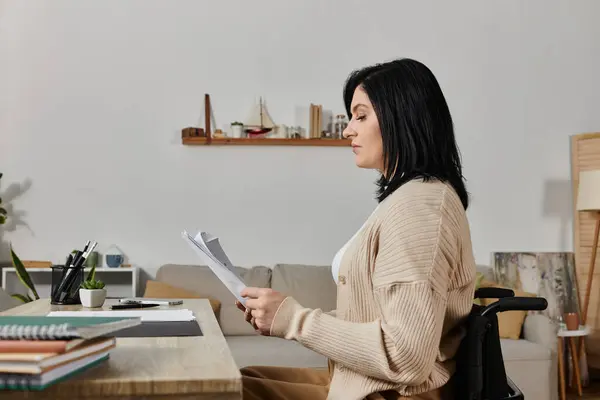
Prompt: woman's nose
<box><xmin>342</xmin><ymin>123</ymin><xmax>355</xmax><ymax>139</ymax></box>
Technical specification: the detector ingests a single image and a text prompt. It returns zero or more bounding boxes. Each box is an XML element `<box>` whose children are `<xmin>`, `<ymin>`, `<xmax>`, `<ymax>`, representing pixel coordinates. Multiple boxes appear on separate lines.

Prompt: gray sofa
<box><xmin>155</xmin><ymin>263</ymin><xmax>558</xmax><ymax>400</ymax></box>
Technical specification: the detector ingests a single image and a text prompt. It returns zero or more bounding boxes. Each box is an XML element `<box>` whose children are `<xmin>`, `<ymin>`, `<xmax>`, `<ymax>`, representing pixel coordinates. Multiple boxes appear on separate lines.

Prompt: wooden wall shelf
<box><xmin>182</xmin><ymin>94</ymin><xmax>348</xmax><ymax>148</ymax></box>
<box><xmin>182</xmin><ymin>136</ymin><xmax>350</xmax><ymax>147</ymax></box>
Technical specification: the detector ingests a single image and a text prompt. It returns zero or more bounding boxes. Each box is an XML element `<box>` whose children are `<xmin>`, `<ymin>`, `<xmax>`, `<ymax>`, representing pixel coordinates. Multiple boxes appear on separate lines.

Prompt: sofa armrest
<box><xmin>523</xmin><ymin>313</ymin><xmax>558</xmax><ymax>350</ymax></box>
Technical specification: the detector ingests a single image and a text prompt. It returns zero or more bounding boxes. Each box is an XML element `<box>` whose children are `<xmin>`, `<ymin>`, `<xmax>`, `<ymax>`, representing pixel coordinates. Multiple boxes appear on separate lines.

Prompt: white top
<box><xmin>332</xmin><ymin>205</ymin><xmax>380</xmax><ymax>284</ymax></box>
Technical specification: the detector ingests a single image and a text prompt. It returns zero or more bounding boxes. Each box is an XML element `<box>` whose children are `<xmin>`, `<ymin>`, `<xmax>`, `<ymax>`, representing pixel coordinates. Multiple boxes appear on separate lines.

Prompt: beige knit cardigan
<box><xmin>271</xmin><ymin>179</ymin><xmax>477</xmax><ymax>400</ymax></box>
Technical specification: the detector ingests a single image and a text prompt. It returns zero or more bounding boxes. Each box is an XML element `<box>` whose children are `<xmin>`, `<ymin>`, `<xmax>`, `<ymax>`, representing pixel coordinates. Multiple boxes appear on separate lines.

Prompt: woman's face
<box><xmin>343</xmin><ymin>86</ymin><xmax>384</xmax><ymax>173</ymax></box>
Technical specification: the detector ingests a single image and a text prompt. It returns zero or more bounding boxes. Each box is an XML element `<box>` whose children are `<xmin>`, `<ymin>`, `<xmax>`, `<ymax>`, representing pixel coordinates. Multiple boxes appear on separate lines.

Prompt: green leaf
<box><xmin>0</xmin><ymin>207</ymin><xmax>7</xmax><ymax>215</ymax></box>
<box><xmin>86</xmin><ymin>264</ymin><xmax>96</xmax><ymax>282</ymax></box>
<box><xmin>0</xmin><ymin>215</ymin><xmax>5</xmax><ymax>225</ymax></box>
<box><xmin>11</xmin><ymin>293</ymin><xmax>33</xmax><ymax>303</ymax></box>
<box><xmin>10</xmin><ymin>245</ymin><xmax>40</xmax><ymax>300</ymax></box>
<box><xmin>80</xmin><ymin>278</ymin><xmax>105</xmax><ymax>290</ymax></box>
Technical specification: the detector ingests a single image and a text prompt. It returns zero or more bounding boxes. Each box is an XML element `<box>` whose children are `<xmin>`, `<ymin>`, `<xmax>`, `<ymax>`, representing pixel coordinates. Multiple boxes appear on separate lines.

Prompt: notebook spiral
<box><xmin>0</xmin><ymin>375</ymin><xmax>39</xmax><ymax>390</ymax></box>
<box><xmin>0</xmin><ymin>323</ymin><xmax>73</xmax><ymax>340</ymax></box>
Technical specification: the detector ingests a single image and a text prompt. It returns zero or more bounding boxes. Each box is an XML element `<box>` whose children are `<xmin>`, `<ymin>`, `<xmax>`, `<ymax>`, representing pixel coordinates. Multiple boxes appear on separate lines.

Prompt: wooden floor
<box><xmin>568</xmin><ymin>381</ymin><xmax>600</xmax><ymax>399</ymax></box>
<box><xmin>568</xmin><ymin>389</ymin><xmax>600</xmax><ymax>399</ymax></box>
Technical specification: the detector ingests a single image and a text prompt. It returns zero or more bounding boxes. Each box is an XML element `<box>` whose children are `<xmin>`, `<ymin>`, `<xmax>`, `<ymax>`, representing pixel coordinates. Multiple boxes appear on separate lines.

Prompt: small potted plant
<box><xmin>79</xmin><ymin>279</ymin><xmax>106</xmax><ymax>308</ymax></box>
<box><xmin>230</xmin><ymin>121</ymin><xmax>244</xmax><ymax>138</ymax></box>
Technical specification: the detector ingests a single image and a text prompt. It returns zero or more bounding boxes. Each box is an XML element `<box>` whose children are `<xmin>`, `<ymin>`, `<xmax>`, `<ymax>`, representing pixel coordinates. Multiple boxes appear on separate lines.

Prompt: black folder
<box><xmin>111</xmin><ymin>320</ymin><xmax>202</xmax><ymax>338</ymax></box>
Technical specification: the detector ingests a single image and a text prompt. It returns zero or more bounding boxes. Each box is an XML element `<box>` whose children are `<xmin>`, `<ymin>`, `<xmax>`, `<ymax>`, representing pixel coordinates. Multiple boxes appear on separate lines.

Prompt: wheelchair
<box><xmin>452</xmin><ymin>287</ymin><xmax>548</xmax><ymax>400</ymax></box>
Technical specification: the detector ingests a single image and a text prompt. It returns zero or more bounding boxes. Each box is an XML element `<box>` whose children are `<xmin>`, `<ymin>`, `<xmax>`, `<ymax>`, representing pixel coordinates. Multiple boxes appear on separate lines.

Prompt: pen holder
<box><xmin>50</xmin><ymin>265</ymin><xmax>84</xmax><ymax>305</ymax></box>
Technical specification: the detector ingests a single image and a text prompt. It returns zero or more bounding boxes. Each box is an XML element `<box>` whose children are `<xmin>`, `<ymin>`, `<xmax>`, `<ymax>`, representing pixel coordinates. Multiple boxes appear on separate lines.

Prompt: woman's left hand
<box><xmin>239</xmin><ymin>287</ymin><xmax>287</xmax><ymax>336</ymax></box>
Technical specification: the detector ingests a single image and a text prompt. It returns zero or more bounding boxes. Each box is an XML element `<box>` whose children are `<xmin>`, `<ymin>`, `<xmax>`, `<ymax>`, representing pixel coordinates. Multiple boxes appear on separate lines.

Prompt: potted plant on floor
<box><xmin>2</xmin><ymin>172</ymin><xmax>39</xmax><ymax>303</ymax></box>
<box><xmin>79</xmin><ymin>266</ymin><xmax>106</xmax><ymax>308</ymax></box>
<box><xmin>9</xmin><ymin>245</ymin><xmax>40</xmax><ymax>303</ymax></box>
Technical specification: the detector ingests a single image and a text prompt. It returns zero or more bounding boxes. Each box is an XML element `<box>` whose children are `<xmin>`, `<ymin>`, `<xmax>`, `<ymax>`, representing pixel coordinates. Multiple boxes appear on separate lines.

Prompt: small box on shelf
<box><xmin>181</xmin><ymin>127</ymin><xmax>205</xmax><ymax>138</ymax></box>
<box><xmin>21</xmin><ymin>260</ymin><xmax>53</xmax><ymax>269</ymax></box>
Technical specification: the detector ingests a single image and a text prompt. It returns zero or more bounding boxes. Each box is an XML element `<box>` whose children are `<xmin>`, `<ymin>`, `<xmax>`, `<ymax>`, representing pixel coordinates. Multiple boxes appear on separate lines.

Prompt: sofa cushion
<box><xmin>155</xmin><ymin>264</ymin><xmax>271</xmax><ymax>335</ymax></box>
<box><xmin>271</xmin><ymin>264</ymin><xmax>336</xmax><ymax>312</ymax></box>
<box><xmin>500</xmin><ymin>338</ymin><xmax>553</xmax><ymax>361</ymax></box>
<box><xmin>143</xmin><ymin>280</ymin><xmax>221</xmax><ymax>316</ymax></box>
<box><xmin>226</xmin><ymin>336</ymin><xmax>328</xmax><ymax>369</ymax></box>
<box><xmin>501</xmin><ymin>338</ymin><xmax>556</xmax><ymax>400</ymax></box>
<box><xmin>479</xmin><ymin>279</ymin><xmax>535</xmax><ymax>340</ymax></box>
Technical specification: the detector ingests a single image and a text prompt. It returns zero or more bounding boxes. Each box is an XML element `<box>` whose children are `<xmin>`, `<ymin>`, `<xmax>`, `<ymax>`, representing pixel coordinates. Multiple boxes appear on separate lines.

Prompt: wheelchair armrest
<box><xmin>523</xmin><ymin>313</ymin><xmax>558</xmax><ymax>350</ymax></box>
<box><xmin>475</xmin><ymin>287</ymin><xmax>514</xmax><ymax>299</ymax></box>
<box><xmin>481</xmin><ymin>296</ymin><xmax>547</xmax><ymax>316</ymax></box>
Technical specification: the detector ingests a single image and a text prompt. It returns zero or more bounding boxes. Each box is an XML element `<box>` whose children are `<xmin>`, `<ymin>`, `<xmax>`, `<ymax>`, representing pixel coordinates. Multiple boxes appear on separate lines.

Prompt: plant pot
<box><xmin>79</xmin><ymin>288</ymin><xmax>106</xmax><ymax>308</ymax></box>
<box><xmin>564</xmin><ymin>312</ymin><xmax>580</xmax><ymax>330</ymax></box>
<box><xmin>231</xmin><ymin>124</ymin><xmax>244</xmax><ymax>138</ymax></box>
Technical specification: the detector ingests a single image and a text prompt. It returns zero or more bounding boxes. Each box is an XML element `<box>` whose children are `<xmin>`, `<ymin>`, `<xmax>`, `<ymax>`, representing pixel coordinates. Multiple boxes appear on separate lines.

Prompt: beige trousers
<box><xmin>240</xmin><ymin>365</ymin><xmax>445</xmax><ymax>400</ymax></box>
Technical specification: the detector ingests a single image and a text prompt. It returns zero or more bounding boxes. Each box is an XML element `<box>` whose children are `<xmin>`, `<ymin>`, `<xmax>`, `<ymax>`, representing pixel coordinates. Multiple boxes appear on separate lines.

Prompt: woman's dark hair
<box><xmin>343</xmin><ymin>58</ymin><xmax>469</xmax><ymax>210</ymax></box>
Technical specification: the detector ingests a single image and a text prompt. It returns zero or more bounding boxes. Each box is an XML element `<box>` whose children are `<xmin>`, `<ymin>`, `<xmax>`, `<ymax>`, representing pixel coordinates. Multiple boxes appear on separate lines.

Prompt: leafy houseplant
<box><xmin>79</xmin><ymin>266</ymin><xmax>106</xmax><ymax>308</ymax></box>
<box><xmin>9</xmin><ymin>245</ymin><xmax>40</xmax><ymax>303</ymax></box>
<box><xmin>1</xmin><ymin>172</ymin><xmax>39</xmax><ymax>303</ymax></box>
<box><xmin>80</xmin><ymin>279</ymin><xmax>105</xmax><ymax>290</ymax></box>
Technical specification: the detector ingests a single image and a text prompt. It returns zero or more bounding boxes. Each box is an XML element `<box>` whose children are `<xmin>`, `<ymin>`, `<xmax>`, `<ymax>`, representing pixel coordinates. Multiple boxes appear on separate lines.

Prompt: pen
<box><xmin>70</xmin><ymin>251</ymin><xmax>83</xmax><ymax>268</ymax></box>
<box><xmin>65</xmin><ymin>253</ymin><xmax>73</xmax><ymax>267</ymax></box>
<box><xmin>110</xmin><ymin>303</ymin><xmax>160</xmax><ymax>310</ymax></box>
<box><xmin>57</xmin><ymin>241</ymin><xmax>98</xmax><ymax>302</ymax></box>
<box><xmin>71</xmin><ymin>240</ymin><xmax>90</xmax><ymax>267</ymax></box>
<box><xmin>54</xmin><ymin>253</ymin><xmax>74</xmax><ymax>298</ymax></box>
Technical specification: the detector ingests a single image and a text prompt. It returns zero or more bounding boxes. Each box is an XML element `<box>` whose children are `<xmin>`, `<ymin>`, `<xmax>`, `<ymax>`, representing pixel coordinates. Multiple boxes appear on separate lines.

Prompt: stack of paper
<box><xmin>47</xmin><ymin>309</ymin><xmax>196</xmax><ymax>322</ymax></box>
<box><xmin>181</xmin><ymin>230</ymin><xmax>247</xmax><ymax>305</ymax></box>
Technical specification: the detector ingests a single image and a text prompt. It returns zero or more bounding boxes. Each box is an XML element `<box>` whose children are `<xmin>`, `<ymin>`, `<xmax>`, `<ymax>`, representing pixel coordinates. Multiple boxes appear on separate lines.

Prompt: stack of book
<box><xmin>0</xmin><ymin>315</ymin><xmax>141</xmax><ymax>391</ymax></box>
<box><xmin>309</xmin><ymin>103</ymin><xmax>323</xmax><ymax>138</ymax></box>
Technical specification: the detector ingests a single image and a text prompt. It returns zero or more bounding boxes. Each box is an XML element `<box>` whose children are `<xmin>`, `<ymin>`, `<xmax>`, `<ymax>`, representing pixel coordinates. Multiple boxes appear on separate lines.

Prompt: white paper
<box><xmin>199</xmin><ymin>232</ymin><xmax>237</xmax><ymax>275</ymax></box>
<box><xmin>47</xmin><ymin>309</ymin><xmax>196</xmax><ymax>322</ymax></box>
<box><xmin>182</xmin><ymin>230</ymin><xmax>248</xmax><ymax>305</ymax></box>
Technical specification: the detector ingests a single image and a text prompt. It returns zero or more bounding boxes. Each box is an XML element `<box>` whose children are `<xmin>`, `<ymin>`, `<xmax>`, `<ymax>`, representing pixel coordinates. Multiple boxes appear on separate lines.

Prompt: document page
<box><xmin>182</xmin><ymin>230</ymin><xmax>247</xmax><ymax>305</ymax></box>
<box><xmin>48</xmin><ymin>309</ymin><xmax>196</xmax><ymax>322</ymax></box>
<box><xmin>198</xmin><ymin>232</ymin><xmax>237</xmax><ymax>275</ymax></box>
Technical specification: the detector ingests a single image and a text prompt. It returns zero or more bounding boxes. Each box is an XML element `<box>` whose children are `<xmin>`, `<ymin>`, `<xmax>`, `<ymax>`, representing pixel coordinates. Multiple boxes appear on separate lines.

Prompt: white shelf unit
<box><xmin>1</xmin><ymin>267</ymin><xmax>138</xmax><ymax>299</ymax></box>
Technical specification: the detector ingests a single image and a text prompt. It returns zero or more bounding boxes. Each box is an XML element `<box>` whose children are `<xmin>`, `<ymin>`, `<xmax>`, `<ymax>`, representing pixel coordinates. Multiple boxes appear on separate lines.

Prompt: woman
<box><xmin>236</xmin><ymin>58</ymin><xmax>477</xmax><ymax>400</ymax></box>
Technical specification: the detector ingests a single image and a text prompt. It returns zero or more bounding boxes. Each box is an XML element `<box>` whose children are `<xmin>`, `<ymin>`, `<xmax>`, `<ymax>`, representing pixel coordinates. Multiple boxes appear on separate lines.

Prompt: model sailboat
<box><xmin>244</xmin><ymin>97</ymin><xmax>275</xmax><ymax>136</ymax></box>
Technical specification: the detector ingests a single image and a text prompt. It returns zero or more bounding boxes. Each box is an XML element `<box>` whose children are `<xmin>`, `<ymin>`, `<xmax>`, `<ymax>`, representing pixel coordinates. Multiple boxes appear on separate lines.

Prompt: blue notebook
<box><xmin>0</xmin><ymin>352</ymin><xmax>109</xmax><ymax>390</ymax></box>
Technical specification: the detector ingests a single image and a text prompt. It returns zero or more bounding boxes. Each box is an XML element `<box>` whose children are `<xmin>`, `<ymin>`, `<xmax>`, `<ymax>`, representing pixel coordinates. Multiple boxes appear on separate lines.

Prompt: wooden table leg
<box><xmin>559</xmin><ymin>338</ymin><xmax>566</xmax><ymax>400</ymax></box>
<box><xmin>569</xmin><ymin>337</ymin><xmax>583</xmax><ymax>396</ymax></box>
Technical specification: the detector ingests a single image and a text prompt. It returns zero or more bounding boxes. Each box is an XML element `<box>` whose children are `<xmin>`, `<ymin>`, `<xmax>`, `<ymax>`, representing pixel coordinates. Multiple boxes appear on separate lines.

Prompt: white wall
<box><xmin>2</xmin><ymin>0</ymin><xmax>600</xmax><ymax>277</ymax></box>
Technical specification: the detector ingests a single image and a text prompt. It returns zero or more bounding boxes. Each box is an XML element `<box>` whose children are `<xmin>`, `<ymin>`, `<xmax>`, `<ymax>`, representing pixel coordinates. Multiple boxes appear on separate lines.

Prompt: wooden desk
<box><xmin>0</xmin><ymin>299</ymin><xmax>242</xmax><ymax>399</ymax></box>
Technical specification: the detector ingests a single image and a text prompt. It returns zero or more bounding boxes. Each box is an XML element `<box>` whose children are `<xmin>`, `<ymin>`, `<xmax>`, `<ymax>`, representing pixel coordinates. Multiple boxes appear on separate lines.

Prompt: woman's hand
<box><xmin>235</xmin><ymin>287</ymin><xmax>287</xmax><ymax>336</ymax></box>
<box><xmin>235</xmin><ymin>300</ymin><xmax>259</xmax><ymax>331</ymax></box>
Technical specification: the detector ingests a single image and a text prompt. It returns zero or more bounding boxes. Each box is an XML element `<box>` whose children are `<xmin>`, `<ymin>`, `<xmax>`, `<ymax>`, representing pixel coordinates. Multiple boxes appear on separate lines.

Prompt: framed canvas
<box><xmin>491</xmin><ymin>251</ymin><xmax>579</xmax><ymax>323</ymax></box>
